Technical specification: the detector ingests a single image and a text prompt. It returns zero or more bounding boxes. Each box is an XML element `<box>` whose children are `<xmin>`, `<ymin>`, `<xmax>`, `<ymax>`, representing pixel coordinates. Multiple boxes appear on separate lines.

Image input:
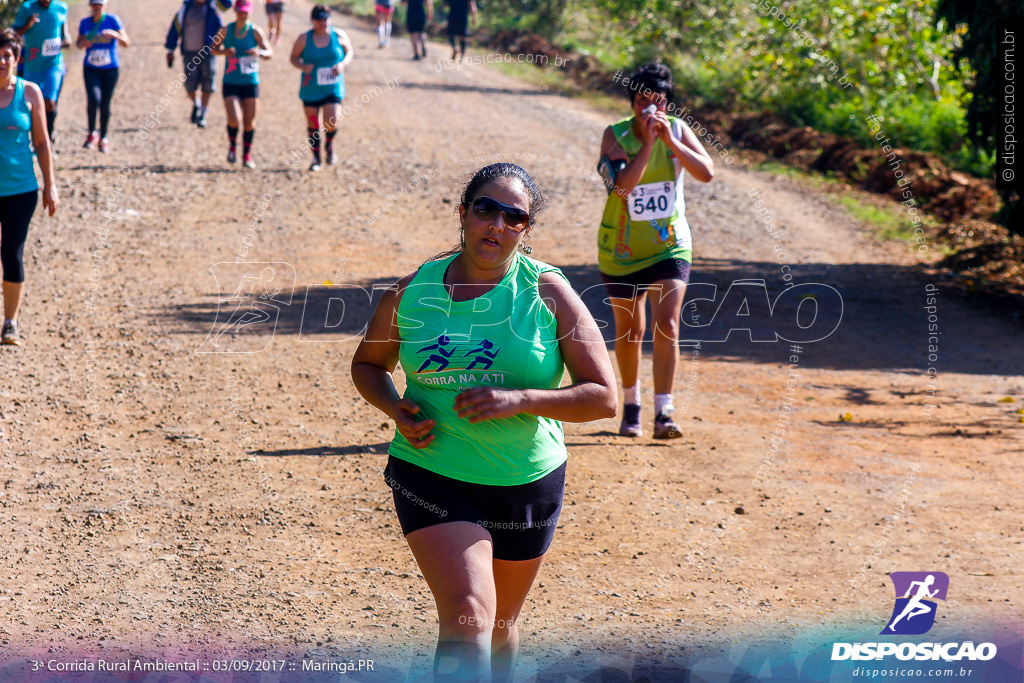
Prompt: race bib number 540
<box><xmin>628</xmin><ymin>181</ymin><xmax>675</xmax><ymax>222</ymax></box>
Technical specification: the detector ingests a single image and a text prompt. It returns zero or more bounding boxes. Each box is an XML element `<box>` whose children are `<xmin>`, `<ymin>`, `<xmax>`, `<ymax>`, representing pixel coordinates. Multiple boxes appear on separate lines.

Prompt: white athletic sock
<box><xmin>655</xmin><ymin>393</ymin><xmax>674</xmax><ymax>416</ymax></box>
<box><xmin>385</xmin><ymin>21</ymin><xmax>392</xmax><ymax>41</ymax></box>
<box><xmin>378</xmin><ymin>24</ymin><xmax>386</xmax><ymax>43</ymax></box>
<box><xmin>624</xmin><ymin>383</ymin><xmax>640</xmax><ymax>405</ymax></box>
<box><xmin>199</xmin><ymin>104</ymin><xmax>208</xmax><ymax>118</ymax></box>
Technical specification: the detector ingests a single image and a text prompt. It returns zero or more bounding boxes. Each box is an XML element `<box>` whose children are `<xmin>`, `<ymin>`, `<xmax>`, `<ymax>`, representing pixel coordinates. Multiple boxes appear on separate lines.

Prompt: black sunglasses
<box><xmin>471</xmin><ymin>196</ymin><xmax>530</xmax><ymax>232</ymax></box>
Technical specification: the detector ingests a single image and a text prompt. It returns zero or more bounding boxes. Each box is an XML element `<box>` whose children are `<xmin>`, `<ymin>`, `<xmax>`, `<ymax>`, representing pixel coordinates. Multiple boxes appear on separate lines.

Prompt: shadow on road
<box><xmin>162</xmin><ymin>257</ymin><xmax>1024</xmax><ymax>376</ymax></box>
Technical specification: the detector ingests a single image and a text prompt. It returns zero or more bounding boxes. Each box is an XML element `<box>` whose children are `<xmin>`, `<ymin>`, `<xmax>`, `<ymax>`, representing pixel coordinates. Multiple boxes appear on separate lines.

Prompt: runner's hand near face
<box><xmin>651</xmin><ymin>110</ymin><xmax>673</xmax><ymax>142</ymax></box>
<box><xmin>637</xmin><ymin>107</ymin><xmax>659</xmax><ymax>145</ymax></box>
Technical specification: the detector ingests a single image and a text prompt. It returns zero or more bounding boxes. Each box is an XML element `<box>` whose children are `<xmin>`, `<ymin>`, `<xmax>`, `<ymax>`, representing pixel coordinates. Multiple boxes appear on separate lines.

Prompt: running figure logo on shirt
<box><xmin>465</xmin><ymin>339</ymin><xmax>499</xmax><ymax>370</ymax></box>
<box><xmin>416</xmin><ymin>335</ymin><xmax>456</xmax><ymax>372</ymax></box>
<box><xmin>881</xmin><ymin>572</ymin><xmax>949</xmax><ymax>635</ymax></box>
<box><xmin>198</xmin><ymin>262</ymin><xmax>296</xmax><ymax>354</ymax></box>
<box><xmin>415</xmin><ymin>335</ymin><xmax>502</xmax><ymax>374</ymax></box>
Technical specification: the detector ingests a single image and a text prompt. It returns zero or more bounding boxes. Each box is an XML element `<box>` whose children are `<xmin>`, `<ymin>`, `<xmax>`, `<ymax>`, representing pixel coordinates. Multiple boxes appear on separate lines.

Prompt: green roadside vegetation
<box><xmin>334</xmin><ymin>0</ymin><xmax>1016</xmax><ymax>231</ymax></box>
<box><xmin>753</xmin><ymin>161</ymin><xmax>945</xmax><ymax>251</ymax></box>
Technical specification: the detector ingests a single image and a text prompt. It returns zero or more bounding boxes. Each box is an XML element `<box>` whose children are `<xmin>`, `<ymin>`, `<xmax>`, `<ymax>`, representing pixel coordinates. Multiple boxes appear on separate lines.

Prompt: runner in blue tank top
<box><xmin>212</xmin><ymin>0</ymin><xmax>272</xmax><ymax>168</ymax></box>
<box><xmin>288</xmin><ymin>5</ymin><xmax>352</xmax><ymax>171</ymax></box>
<box><xmin>12</xmin><ymin>0</ymin><xmax>70</xmax><ymax>142</ymax></box>
<box><xmin>76</xmin><ymin>0</ymin><xmax>130</xmax><ymax>153</ymax></box>
<box><xmin>0</xmin><ymin>30</ymin><xmax>59</xmax><ymax>346</ymax></box>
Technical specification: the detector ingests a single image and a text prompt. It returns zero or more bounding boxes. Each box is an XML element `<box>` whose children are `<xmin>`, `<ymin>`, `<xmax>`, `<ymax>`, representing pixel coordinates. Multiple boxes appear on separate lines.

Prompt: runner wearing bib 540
<box><xmin>597</xmin><ymin>63</ymin><xmax>715</xmax><ymax>439</ymax></box>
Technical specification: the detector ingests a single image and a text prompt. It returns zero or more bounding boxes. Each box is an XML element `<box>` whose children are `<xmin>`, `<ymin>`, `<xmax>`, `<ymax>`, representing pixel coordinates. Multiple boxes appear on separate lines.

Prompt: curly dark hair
<box><xmin>625</xmin><ymin>63</ymin><xmax>675</xmax><ymax>105</ymax></box>
<box><xmin>426</xmin><ymin>163</ymin><xmax>547</xmax><ymax>263</ymax></box>
<box><xmin>459</xmin><ymin>162</ymin><xmax>547</xmax><ymax>228</ymax></box>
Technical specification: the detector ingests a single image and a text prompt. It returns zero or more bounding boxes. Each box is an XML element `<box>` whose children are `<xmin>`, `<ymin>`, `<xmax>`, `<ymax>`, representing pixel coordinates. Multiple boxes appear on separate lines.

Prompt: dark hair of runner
<box><xmin>311</xmin><ymin>4</ymin><xmax>331</xmax><ymax>20</ymax></box>
<box><xmin>459</xmin><ymin>162</ymin><xmax>547</xmax><ymax>228</ymax></box>
<box><xmin>0</xmin><ymin>29</ymin><xmax>23</xmax><ymax>61</ymax></box>
<box><xmin>626</xmin><ymin>63</ymin><xmax>674</xmax><ymax>105</ymax></box>
<box><xmin>427</xmin><ymin>163</ymin><xmax>547</xmax><ymax>263</ymax></box>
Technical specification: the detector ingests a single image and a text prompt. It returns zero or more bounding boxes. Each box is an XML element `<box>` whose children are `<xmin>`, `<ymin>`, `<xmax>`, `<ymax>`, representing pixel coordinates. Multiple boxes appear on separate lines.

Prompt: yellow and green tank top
<box><xmin>598</xmin><ymin>115</ymin><xmax>693</xmax><ymax>276</ymax></box>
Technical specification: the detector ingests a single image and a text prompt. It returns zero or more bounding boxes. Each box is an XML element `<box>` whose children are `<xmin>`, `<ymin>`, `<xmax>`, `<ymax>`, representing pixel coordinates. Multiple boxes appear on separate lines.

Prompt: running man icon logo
<box><xmin>197</xmin><ymin>262</ymin><xmax>296</xmax><ymax>354</ymax></box>
<box><xmin>414</xmin><ymin>335</ymin><xmax>502</xmax><ymax>374</ymax></box>
<box><xmin>882</xmin><ymin>572</ymin><xmax>949</xmax><ymax>635</ymax></box>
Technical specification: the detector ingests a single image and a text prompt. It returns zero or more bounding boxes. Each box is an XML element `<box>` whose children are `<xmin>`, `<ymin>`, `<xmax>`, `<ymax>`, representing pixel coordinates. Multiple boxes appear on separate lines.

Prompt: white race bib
<box><xmin>627</xmin><ymin>181</ymin><xmax>676</xmax><ymax>222</ymax></box>
<box><xmin>316</xmin><ymin>66</ymin><xmax>339</xmax><ymax>86</ymax></box>
<box><xmin>87</xmin><ymin>49</ymin><xmax>112</xmax><ymax>67</ymax></box>
<box><xmin>239</xmin><ymin>55</ymin><xmax>259</xmax><ymax>74</ymax></box>
<box><xmin>41</xmin><ymin>37</ymin><xmax>62</xmax><ymax>57</ymax></box>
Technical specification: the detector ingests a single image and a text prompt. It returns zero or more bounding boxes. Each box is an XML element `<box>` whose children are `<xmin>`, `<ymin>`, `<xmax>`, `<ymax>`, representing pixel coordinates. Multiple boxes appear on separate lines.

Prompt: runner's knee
<box><xmin>440</xmin><ymin>595</ymin><xmax>495</xmax><ymax>636</ymax></box>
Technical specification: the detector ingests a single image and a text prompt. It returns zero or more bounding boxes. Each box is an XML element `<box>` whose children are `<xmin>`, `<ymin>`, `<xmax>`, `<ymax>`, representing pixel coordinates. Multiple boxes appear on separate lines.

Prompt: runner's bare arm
<box><xmin>600</xmin><ymin>124</ymin><xmax>654</xmax><ymax>197</ymax></box>
<box><xmin>25</xmin><ymin>83</ymin><xmax>58</xmax><ymax>216</ymax></box>
<box><xmin>76</xmin><ymin>28</ymin><xmax>92</xmax><ymax>49</ymax></box>
<box><xmin>253</xmin><ymin>25</ymin><xmax>271</xmax><ymax>58</ymax></box>
<box><xmin>111</xmin><ymin>22</ymin><xmax>130</xmax><ymax>48</ymax></box>
<box><xmin>335</xmin><ymin>28</ymin><xmax>354</xmax><ymax>70</ymax></box>
<box><xmin>658</xmin><ymin>114</ymin><xmax>714</xmax><ymax>183</ymax></box>
<box><xmin>12</xmin><ymin>14</ymin><xmax>37</xmax><ymax>37</ymax></box>
<box><xmin>210</xmin><ymin>27</ymin><xmax>230</xmax><ymax>55</ymax></box>
<box><xmin>289</xmin><ymin>33</ymin><xmax>311</xmax><ymax>71</ymax></box>
<box><xmin>453</xmin><ymin>273</ymin><xmax>617</xmax><ymax>424</ymax></box>
<box><xmin>352</xmin><ymin>273</ymin><xmax>437</xmax><ymax>448</ymax></box>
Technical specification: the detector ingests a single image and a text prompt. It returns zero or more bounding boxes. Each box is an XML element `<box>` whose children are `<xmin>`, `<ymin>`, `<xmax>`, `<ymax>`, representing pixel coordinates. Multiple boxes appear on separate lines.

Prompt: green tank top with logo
<box><xmin>598</xmin><ymin>115</ymin><xmax>692</xmax><ymax>277</ymax></box>
<box><xmin>390</xmin><ymin>252</ymin><xmax>568</xmax><ymax>486</ymax></box>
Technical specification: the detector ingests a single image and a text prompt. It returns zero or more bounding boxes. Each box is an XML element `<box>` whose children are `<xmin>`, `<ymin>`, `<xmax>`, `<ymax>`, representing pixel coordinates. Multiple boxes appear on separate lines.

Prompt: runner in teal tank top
<box><xmin>353</xmin><ymin>163</ymin><xmax>616</xmax><ymax>681</ymax></box>
<box><xmin>13</xmin><ymin>0</ymin><xmax>70</xmax><ymax>142</ymax></box>
<box><xmin>597</xmin><ymin>63</ymin><xmax>714</xmax><ymax>440</ymax></box>
<box><xmin>0</xmin><ymin>30</ymin><xmax>60</xmax><ymax>346</ymax></box>
<box><xmin>289</xmin><ymin>5</ymin><xmax>352</xmax><ymax>171</ymax></box>
<box><xmin>212</xmin><ymin>1</ymin><xmax>271</xmax><ymax>168</ymax></box>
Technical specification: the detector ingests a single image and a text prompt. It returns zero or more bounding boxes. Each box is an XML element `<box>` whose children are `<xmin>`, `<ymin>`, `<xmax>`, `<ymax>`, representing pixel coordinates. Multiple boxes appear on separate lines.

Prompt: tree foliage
<box><xmin>1</xmin><ymin>1</ymin><xmax>25</xmax><ymax>26</ymax></box>
<box><xmin>934</xmin><ymin>0</ymin><xmax>1020</xmax><ymax>229</ymax></box>
<box><xmin>485</xmin><ymin>0</ymin><xmax>994</xmax><ymax>179</ymax></box>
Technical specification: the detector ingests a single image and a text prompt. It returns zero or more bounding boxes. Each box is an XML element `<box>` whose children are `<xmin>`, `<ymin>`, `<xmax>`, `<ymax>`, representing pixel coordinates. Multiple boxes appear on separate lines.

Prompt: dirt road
<box><xmin>1</xmin><ymin>0</ymin><xmax>1021</xmax><ymax>679</ymax></box>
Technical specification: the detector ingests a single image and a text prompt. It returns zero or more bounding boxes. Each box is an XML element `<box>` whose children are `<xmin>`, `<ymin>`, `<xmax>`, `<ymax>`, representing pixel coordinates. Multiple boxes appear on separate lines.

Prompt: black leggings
<box><xmin>83</xmin><ymin>66</ymin><xmax>119</xmax><ymax>138</ymax></box>
<box><xmin>0</xmin><ymin>190</ymin><xmax>38</xmax><ymax>284</ymax></box>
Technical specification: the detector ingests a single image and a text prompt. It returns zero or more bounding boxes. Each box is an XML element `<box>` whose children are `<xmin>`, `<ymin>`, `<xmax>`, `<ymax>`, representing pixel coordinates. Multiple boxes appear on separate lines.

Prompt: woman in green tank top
<box><xmin>597</xmin><ymin>63</ymin><xmax>715</xmax><ymax>439</ymax></box>
<box><xmin>352</xmin><ymin>164</ymin><xmax>616</xmax><ymax>681</ymax></box>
